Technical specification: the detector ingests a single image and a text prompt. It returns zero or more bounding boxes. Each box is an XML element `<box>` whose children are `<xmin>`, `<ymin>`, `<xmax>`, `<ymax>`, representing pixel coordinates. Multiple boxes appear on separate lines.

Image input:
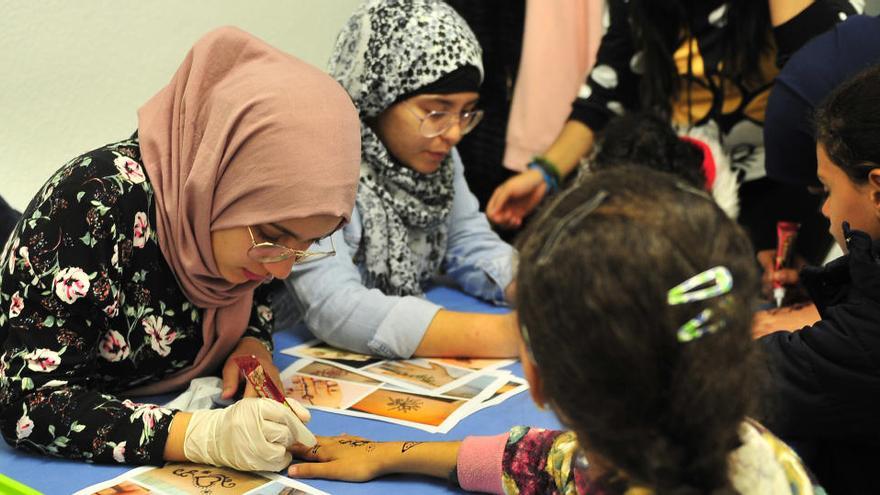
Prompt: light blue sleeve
<box><xmin>443</xmin><ymin>149</ymin><xmax>516</xmax><ymax>305</ymax></box>
<box><xmin>281</xmin><ymin>211</ymin><xmax>442</xmax><ymax>359</ymax></box>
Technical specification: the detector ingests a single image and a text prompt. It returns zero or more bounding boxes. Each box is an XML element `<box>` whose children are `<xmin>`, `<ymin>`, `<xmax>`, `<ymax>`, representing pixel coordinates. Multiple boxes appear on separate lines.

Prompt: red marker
<box><xmin>773</xmin><ymin>221</ymin><xmax>800</xmax><ymax>307</ymax></box>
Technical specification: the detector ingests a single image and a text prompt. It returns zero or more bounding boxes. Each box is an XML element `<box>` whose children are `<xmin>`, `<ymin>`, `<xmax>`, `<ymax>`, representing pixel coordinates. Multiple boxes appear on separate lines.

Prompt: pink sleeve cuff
<box><xmin>457</xmin><ymin>433</ymin><xmax>511</xmax><ymax>494</ymax></box>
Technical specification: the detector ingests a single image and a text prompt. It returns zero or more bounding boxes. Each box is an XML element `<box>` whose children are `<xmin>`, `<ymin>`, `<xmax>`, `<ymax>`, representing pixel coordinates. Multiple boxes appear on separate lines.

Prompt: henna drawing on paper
<box><xmin>172</xmin><ymin>467</ymin><xmax>236</xmax><ymax>490</ymax></box>
<box><xmin>401</xmin><ymin>441</ymin><xmax>423</xmax><ymax>453</ymax></box>
<box><xmin>387</xmin><ymin>397</ymin><xmax>423</xmax><ymax>413</ymax></box>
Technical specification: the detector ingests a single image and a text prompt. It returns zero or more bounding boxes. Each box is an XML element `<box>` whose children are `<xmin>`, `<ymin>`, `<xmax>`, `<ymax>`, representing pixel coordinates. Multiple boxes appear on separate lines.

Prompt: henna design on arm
<box><xmin>401</xmin><ymin>441</ymin><xmax>423</xmax><ymax>453</ymax></box>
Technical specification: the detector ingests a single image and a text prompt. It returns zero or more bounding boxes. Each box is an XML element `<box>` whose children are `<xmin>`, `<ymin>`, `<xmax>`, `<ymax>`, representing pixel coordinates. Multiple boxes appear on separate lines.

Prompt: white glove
<box><xmin>184</xmin><ymin>397</ymin><xmax>316</xmax><ymax>472</ymax></box>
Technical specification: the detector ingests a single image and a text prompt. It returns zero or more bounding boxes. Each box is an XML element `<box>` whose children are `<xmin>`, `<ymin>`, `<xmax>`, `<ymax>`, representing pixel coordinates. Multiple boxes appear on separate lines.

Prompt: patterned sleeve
<box><xmin>0</xmin><ymin>153</ymin><xmax>174</xmax><ymax>464</ymax></box>
<box><xmin>568</xmin><ymin>0</ymin><xmax>639</xmax><ymax>132</ymax></box>
<box><xmin>458</xmin><ymin>427</ymin><xmax>585</xmax><ymax>494</ymax></box>
<box><xmin>499</xmin><ymin>426</ymin><xmax>583</xmax><ymax>495</ymax></box>
<box><xmin>242</xmin><ymin>283</ymin><xmax>275</xmax><ymax>351</ymax></box>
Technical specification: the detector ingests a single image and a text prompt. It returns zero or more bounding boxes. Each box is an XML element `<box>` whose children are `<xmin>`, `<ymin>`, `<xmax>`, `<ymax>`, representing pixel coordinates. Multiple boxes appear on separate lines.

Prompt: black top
<box><xmin>761</xmin><ymin>226</ymin><xmax>880</xmax><ymax>494</ymax></box>
<box><xmin>570</xmin><ymin>0</ymin><xmax>858</xmax><ymax>135</ymax></box>
<box><xmin>0</xmin><ymin>137</ymin><xmax>274</xmax><ymax>465</ymax></box>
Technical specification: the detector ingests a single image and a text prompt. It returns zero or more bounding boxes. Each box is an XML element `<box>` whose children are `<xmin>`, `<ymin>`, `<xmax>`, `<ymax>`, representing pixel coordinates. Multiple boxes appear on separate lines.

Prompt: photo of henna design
<box><xmin>387</xmin><ymin>397</ymin><xmax>423</xmax><ymax>413</ymax></box>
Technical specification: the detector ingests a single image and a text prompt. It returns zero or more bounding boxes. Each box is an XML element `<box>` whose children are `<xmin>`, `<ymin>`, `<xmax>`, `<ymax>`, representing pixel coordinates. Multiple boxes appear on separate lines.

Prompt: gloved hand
<box><xmin>184</xmin><ymin>397</ymin><xmax>316</xmax><ymax>472</ymax></box>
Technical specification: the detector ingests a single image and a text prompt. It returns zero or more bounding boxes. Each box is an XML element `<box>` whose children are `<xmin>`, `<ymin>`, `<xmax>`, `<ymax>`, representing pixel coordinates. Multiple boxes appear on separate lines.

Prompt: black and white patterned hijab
<box><xmin>328</xmin><ymin>0</ymin><xmax>483</xmax><ymax>296</ymax></box>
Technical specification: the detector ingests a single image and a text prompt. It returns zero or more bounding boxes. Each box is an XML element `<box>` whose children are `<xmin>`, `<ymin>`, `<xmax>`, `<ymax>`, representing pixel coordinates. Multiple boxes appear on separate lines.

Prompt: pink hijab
<box><xmin>130</xmin><ymin>26</ymin><xmax>360</xmax><ymax>395</ymax></box>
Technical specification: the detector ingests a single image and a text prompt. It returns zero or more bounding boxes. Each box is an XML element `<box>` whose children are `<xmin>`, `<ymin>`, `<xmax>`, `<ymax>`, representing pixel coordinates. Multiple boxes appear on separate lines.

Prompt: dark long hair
<box><xmin>592</xmin><ymin>113</ymin><xmax>706</xmax><ymax>188</ymax></box>
<box><xmin>629</xmin><ymin>0</ymin><xmax>772</xmax><ymax>119</ymax></box>
<box><xmin>517</xmin><ymin>167</ymin><xmax>761</xmax><ymax>494</ymax></box>
<box><xmin>815</xmin><ymin>63</ymin><xmax>880</xmax><ymax>184</ymax></box>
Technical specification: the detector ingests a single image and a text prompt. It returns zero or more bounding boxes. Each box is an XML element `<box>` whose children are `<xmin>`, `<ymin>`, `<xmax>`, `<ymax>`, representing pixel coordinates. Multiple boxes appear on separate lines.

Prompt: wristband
<box><xmin>528</xmin><ymin>163</ymin><xmax>559</xmax><ymax>194</ymax></box>
<box><xmin>531</xmin><ymin>155</ymin><xmax>562</xmax><ymax>184</ymax></box>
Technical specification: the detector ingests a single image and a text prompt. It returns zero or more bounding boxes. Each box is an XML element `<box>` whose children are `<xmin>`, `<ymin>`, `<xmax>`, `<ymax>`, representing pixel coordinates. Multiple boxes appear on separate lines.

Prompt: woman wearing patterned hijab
<box><xmin>278</xmin><ymin>0</ymin><xmax>519</xmax><ymax>359</ymax></box>
<box><xmin>0</xmin><ymin>27</ymin><xmax>360</xmax><ymax>472</ymax></box>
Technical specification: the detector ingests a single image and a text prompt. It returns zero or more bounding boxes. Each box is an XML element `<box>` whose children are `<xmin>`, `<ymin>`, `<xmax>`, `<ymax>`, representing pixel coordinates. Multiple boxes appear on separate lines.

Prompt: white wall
<box><xmin>3</xmin><ymin>1</ymin><xmax>879</xmax><ymax>211</ymax></box>
<box><xmin>0</xmin><ymin>0</ymin><xmax>361</xmax><ymax>210</ymax></box>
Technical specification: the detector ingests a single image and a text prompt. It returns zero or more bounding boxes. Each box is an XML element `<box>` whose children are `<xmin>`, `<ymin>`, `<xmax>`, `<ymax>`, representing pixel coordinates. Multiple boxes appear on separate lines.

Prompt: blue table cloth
<box><xmin>0</xmin><ymin>286</ymin><xmax>561</xmax><ymax>494</ymax></box>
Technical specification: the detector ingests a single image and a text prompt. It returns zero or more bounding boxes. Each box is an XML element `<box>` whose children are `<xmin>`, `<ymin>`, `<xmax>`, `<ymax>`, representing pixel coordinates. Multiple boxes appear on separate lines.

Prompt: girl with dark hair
<box><xmin>275</xmin><ymin>0</ymin><xmax>519</xmax><ymax>360</ymax></box>
<box><xmin>285</xmin><ymin>167</ymin><xmax>821</xmax><ymax>495</ymax></box>
<box><xmin>756</xmin><ymin>62</ymin><xmax>880</xmax><ymax>494</ymax></box>
<box><xmin>590</xmin><ymin>113</ymin><xmax>739</xmax><ymax>218</ymax></box>
<box><xmin>487</xmin><ymin>0</ymin><xmax>857</xmax><ymax>248</ymax></box>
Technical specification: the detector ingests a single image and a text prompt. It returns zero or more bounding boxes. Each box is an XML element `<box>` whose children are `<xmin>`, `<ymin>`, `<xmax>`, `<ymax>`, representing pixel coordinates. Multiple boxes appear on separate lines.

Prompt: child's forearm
<box><xmin>378</xmin><ymin>441</ymin><xmax>460</xmax><ymax>479</ymax></box>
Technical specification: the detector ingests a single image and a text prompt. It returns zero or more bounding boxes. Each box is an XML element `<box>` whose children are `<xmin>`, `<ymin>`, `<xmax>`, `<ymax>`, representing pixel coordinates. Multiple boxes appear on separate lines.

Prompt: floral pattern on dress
<box><xmin>0</xmin><ymin>137</ymin><xmax>275</xmax><ymax>465</ymax></box>
<box><xmin>498</xmin><ymin>424</ymin><xmax>824</xmax><ymax>495</ymax></box>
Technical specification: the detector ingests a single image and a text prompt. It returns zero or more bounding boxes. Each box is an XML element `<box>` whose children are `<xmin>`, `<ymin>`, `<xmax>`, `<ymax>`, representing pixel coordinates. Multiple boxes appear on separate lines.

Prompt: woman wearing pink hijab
<box><xmin>0</xmin><ymin>27</ymin><xmax>360</xmax><ymax>473</ymax></box>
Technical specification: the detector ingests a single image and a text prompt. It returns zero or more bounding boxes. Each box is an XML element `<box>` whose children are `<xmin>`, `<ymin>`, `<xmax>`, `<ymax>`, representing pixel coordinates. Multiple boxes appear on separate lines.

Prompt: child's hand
<box><xmin>289</xmin><ymin>435</ymin><xmax>460</xmax><ymax>481</ymax></box>
<box><xmin>751</xmin><ymin>303</ymin><xmax>821</xmax><ymax>339</ymax></box>
<box><xmin>288</xmin><ymin>435</ymin><xmax>389</xmax><ymax>482</ymax></box>
<box><xmin>756</xmin><ymin>249</ymin><xmax>804</xmax><ymax>299</ymax></box>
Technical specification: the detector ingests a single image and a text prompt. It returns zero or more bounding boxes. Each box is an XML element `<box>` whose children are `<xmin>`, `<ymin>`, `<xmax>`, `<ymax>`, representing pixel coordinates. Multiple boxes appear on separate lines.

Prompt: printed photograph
<box><xmin>444</xmin><ymin>373</ymin><xmax>503</xmax><ymax>400</ymax></box>
<box><xmin>363</xmin><ymin>359</ymin><xmax>469</xmax><ymax>390</ymax></box>
<box><xmin>290</xmin><ymin>342</ymin><xmax>383</xmax><ymax>370</ymax></box>
<box><xmin>90</xmin><ymin>481</ymin><xmax>152</xmax><ymax>495</ymax></box>
<box><xmin>349</xmin><ymin>389</ymin><xmax>466</xmax><ymax>427</ymax></box>
<box><xmin>132</xmin><ymin>462</ymin><xmax>269</xmax><ymax>495</ymax></box>
<box><xmin>247</xmin><ymin>481</ymin><xmax>318</xmax><ymax>495</ymax></box>
<box><xmin>429</xmin><ymin>357</ymin><xmax>515</xmax><ymax>371</ymax></box>
<box><xmin>297</xmin><ymin>361</ymin><xmax>380</xmax><ymax>384</ymax></box>
<box><xmin>284</xmin><ymin>374</ymin><xmax>378</xmax><ymax>410</ymax></box>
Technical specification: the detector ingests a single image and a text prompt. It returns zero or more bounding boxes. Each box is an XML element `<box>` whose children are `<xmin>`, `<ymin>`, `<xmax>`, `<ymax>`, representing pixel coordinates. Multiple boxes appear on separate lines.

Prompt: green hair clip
<box><xmin>667</xmin><ymin>266</ymin><xmax>733</xmax><ymax>343</ymax></box>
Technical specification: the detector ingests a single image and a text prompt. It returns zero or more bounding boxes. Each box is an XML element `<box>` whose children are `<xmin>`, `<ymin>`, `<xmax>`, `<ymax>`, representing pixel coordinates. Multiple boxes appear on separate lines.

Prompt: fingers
<box><xmin>256</xmin><ymin>398</ymin><xmax>317</xmax><ymax>448</ymax></box>
<box><xmin>262</xmin><ymin>443</ymin><xmax>293</xmax><ymax>472</ymax></box>
<box><xmin>774</xmin><ymin>268</ymin><xmax>799</xmax><ymax>286</ymax></box>
<box><xmin>220</xmin><ymin>361</ymin><xmax>241</xmax><ymax>400</ymax></box>
<box><xmin>290</xmin><ymin>440</ymin><xmax>323</xmax><ymax>460</ymax></box>
<box><xmin>285</xmin><ymin>398</ymin><xmax>312</xmax><ymax>424</ymax></box>
<box><xmin>486</xmin><ymin>183</ymin><xmax>508</xmax><ymax>218</ymax></box>
<box><xmin>288</xmin><ymin>461</ymin><xmax>340</xmax><ymax>479</ymax></box>
<box><xmin>756</xmin><ymin>249</ymin><xmax>775</xmax><ymax>271</ymax></box>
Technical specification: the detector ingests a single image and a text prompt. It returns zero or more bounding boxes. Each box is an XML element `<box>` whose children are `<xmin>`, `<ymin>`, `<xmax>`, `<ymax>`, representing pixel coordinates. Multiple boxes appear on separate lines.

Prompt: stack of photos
<box><xmin>75</xmin><ymin>462</ymin><xmax>328</xmax><ymax>495</ymax></box>
<box><xmin>279</xmin><ymin>341</ymin><xmax>529</xmax><ymax>433</ymax></box>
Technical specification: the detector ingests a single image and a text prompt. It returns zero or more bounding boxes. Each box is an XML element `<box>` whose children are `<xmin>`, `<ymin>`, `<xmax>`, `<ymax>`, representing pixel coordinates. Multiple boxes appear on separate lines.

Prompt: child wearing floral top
<box><xmin>286</xmin><ymin>167</ymin><xmax>822</xmax><ymax>495</ymax></box>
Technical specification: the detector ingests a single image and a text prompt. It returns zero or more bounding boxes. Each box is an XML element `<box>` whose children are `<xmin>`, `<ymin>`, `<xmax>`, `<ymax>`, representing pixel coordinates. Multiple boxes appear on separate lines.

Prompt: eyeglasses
<box><xmin>405</xmin><ymin>103</ymin><xmax>484</xmax><ymax>138</ymax></box>
<box><xmin>247</xmin><ymin>226</ymin><xmax>336</xmax><ymax>264</ymax></box>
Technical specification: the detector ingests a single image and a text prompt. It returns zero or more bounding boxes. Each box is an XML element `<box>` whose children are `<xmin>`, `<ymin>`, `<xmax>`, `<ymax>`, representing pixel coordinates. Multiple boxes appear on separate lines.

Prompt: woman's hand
<box><xmin>752</xmin><ymin>302</ymin><xmax>821</xmax><ymax>339</ymax></box>
<box><xmin>221</xmin><ymin>336</ymin><xmax>281</xmax><ymax>400</ymax></box>
<box><xmin>486</xmin><ymin>170</ymin><xmax>547</xmax><ymax>229</ymax></box>
<box><xmin>289</xmin><ymin>435</ymin><xmax>460</xmax><ymax>481</ymax></box>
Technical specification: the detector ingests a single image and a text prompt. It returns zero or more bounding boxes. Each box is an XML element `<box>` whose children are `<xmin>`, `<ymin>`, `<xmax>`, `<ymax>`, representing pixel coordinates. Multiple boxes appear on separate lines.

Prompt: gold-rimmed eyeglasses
<box><xmin>405</xmin><ymin>103</ymin><xmax>484</xmax><ymax>138</ymax></box>
<box><xmin>247</xmin><ymin>226</ymin><xmax>336</xmax><ymax>265</ymax></box>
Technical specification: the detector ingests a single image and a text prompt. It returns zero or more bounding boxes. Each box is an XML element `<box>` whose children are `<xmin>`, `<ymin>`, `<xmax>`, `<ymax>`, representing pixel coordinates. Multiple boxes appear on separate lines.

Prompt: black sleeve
<box><xmin>568</xmin><ymin>0</ymin><xmax>640</xmax><ymax>131</ymax></box>
<box><xmin>773</xmin><ymin>0</ymin><xmax>859</xmax><ymax>66</ymax></box>
<box><xmin>0</xmin><ymin>155</ymin><xmax>174</xmax><ymax>464</ymax></box>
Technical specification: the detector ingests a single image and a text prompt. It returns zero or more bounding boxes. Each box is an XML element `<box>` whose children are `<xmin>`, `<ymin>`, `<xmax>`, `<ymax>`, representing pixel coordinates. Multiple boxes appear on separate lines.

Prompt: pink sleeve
<box><xmin>457</xmin><ymin>433</ymin><xmax>511</xmax><ymax>494</ymax></box>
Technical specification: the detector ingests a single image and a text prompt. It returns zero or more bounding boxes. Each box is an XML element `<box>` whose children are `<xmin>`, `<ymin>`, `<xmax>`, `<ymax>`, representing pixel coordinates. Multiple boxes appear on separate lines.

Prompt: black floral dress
<box><xmin>0</xmin><ymin>137</ymin><xmax>274</xmax><ymax>465</ymax></box>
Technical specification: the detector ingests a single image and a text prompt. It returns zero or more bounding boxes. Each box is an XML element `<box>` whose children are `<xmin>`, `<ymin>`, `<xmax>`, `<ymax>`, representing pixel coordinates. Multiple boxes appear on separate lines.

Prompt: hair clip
<box><xmin>676</xmin><ymin>308</ymin><xmax>725</xmax><ymax>342</ymax></box>
<box><xmin>667</xmin><ymin>266</ymin><xmax>732</xmax><ymax>306</ymax></box>
<box><xmin>668</xmin><ymin>266</ymin><xmax>733</xmax><ymax>343</ymax></box>
<box><xmin>536</xmin><ymin>189</ymin><xmax>610</xmax><ymax>266</ymax></box>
